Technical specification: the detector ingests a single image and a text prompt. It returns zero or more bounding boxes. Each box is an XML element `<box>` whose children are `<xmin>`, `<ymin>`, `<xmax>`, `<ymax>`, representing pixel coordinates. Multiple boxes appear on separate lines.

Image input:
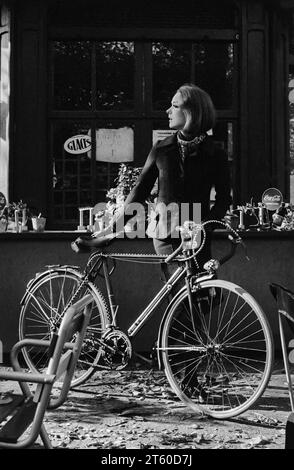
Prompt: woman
<box><xmin>75</xmin><ymin>83</ymin><xmax>231</xmax><ymax>267</ymax></box>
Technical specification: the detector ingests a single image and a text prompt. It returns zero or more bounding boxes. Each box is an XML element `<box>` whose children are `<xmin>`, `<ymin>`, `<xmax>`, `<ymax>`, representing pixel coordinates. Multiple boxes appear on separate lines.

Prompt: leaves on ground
<box><xmin>0</xmin><ymin>366</ymin><xmax>290</xmax><ymax>449</ymax></box>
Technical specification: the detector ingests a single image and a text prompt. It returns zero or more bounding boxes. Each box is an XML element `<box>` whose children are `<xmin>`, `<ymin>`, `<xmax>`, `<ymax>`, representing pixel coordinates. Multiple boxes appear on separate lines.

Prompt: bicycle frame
<box><xmin>20</xmin><ymin>221</ymin><xmax>275</xmax><ymax>419</ymax></box>
<box><xmin>88</xmin><ymin>251</ymin><xmax>214</xmax><ymax>339</ymax></box>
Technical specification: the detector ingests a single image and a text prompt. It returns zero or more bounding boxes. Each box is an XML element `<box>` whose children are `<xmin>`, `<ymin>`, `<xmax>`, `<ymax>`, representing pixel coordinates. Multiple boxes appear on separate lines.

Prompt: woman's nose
<box><xmin>166</xmin><ymin>107</ymin><xmax>171</xmax><ymax>115</ymax></box>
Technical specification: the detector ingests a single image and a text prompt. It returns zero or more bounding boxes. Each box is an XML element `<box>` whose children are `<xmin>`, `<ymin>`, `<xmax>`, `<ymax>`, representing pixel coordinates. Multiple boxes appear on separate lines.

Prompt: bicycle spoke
<box><xmin>161</xmin><ymin>280</ymin><xmax>273</xmax><ymax>419</ymax></box>
<box><xmin>19</xmin><ymin>270</ymin><xmax>110</xmax><ymax>387</ymax></box>
<box><xmin>222</xmin><ymin>318</ymin><xmax>265</xmax><ymax>347</ymax></box>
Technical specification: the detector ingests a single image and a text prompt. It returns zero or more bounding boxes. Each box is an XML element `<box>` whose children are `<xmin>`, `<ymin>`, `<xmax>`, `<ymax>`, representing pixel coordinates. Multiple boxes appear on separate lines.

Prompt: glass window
<box><xmin>193</xmin><ymin>43</ymin><xmax>235</xmax><ymax>110</ymax></box>
<box><xmin>96</xmin><ymin>42</ymin><xmax>134</xmax><ymax>110</ymax></box>
<box><xmin>92</xmin><ymin>121</ymin><xmax>135</xmax><ymax>204</ymax></box>
<box><xmin>51</xmin><ymin>41</ymin><xmax>92</xmax><ymax>110</ymax></box>
<box><xmin>50</xmin><ymin>119</ymin><xmax>136</xmax><ymax>227</ymax></box>
<box><xmin>211</xmin><ymin>121</ymin><xmax>235</xmax><ymax>204</ymax></box>
<box><xmin>51</xmin><ymin>121</ymin><xmax>92</xmax><ymax>225</ymax></box>
<box><xmin>49</xmin><ymin>37</ymin><xmax>237</xmax><ymax>228</ymax></box>
<box><xmin>152</xmin><ymin>41</ymin><xmax>235</xmax><ymax>111</ymax></box>
<box><xmin>152</xmin><ymin>42</ymin><xmax>191</xmax><ymax>110</ymax></box>
<box><xmin>213</xmin><ymin>121</ymin><xmax>234</xmax><ymax>160</ymax></box>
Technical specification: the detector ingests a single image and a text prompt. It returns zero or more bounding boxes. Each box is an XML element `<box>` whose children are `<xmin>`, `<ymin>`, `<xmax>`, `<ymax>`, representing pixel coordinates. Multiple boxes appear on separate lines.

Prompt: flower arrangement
<box><xmin>107</xmin><ymin>164</ymin><xmax>141</xmax><ymax>204</ymax></box>
<box><xmin>104</xmin><ymin>164</ymin><xmax>142</xmax><ymax>218</ymax></box>
<box><xmin>3</xmin><ymin>200</ymin><xmax>28</xmax><ymax>218</ymax></box>
<box><xmin>0</xmin><ymin>200</ymin><xmax>31</xmax><ymax>232</ymax></box>
<box><xmin>93</xmin><ymin>163</ymin><xmax>158</xmax><ymax>233</ymax></box>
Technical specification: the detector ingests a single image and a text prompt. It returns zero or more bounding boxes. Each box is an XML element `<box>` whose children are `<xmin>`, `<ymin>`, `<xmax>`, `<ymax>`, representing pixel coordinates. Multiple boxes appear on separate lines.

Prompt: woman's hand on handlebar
<box><xmin>163</xmin><ymin>219</ymin><xmax>247</xmax><ymax>266</ymax></box>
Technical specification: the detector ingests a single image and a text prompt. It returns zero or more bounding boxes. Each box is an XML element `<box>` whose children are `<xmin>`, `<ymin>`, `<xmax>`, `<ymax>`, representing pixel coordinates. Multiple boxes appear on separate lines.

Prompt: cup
<box><xmin>32</xmin><ymin>217</ymin><xmax>46</xmax><ymax>232</ymax></box>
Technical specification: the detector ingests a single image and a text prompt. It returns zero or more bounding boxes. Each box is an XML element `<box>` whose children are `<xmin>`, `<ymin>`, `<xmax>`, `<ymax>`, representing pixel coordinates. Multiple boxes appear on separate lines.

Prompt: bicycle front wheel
<box><xmin>19</xmin><ymin>268</ymin><xmax>111</xmax><ymax>387</ymax></box>
<box><xmin>161</xmin><ymin>279</ymin><xmax>273</xmax><ymax>419</ymax></box>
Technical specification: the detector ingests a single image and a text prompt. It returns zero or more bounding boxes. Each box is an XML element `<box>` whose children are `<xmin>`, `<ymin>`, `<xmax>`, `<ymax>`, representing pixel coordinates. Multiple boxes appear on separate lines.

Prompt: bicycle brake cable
<box><xmin>203</xmin><ymin>219</ymin><xmax>250</xmax><ymax>261</ymax></box>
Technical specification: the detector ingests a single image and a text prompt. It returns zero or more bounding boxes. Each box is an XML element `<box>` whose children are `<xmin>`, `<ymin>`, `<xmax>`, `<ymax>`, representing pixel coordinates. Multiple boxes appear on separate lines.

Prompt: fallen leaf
<box><xmin>253</xmin><ymin>413</ymin><xmax>280</xmax><ymax>426</ymax></box>
<box><xmin>247</xmin><ymin>435</ymin><xmax>272</xmax><ymax>447</ymax></box>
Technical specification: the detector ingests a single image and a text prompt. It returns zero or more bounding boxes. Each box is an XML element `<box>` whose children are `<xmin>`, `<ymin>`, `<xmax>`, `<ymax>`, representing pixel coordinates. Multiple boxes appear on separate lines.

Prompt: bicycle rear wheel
<box><xmin>19</xmin><ymin>267</ymin><xmax>111</xmax><ymax>387</ymax></box>
<box><xmin>161</xmin><ymin>279</ymin><xmax>273</xmax><ymax>419</ymax></box>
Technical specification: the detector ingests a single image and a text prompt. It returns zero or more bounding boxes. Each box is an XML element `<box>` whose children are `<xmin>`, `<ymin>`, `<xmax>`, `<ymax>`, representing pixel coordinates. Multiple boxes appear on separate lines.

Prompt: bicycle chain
<box><xmin>61</xmin><ymin>270</ymin><xmax>90</xmax><ymax>314</ymax></box>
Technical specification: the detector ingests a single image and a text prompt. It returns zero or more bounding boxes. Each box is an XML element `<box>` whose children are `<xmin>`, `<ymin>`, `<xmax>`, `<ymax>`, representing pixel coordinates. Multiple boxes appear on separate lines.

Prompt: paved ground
<box><xmin>0</xmin><ymin>358</ymin><xmax>293</xmax><ymax>451</ymax></box>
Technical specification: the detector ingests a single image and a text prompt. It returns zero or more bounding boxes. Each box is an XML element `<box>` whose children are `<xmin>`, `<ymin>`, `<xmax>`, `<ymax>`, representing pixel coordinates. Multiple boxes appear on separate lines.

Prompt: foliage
<box><xmin>1</xmin><ymin>200</ymin><xmax>30</xmax><ymax>219</ymax></box>
<box><xmin>102</xmin><ymin>163</ymin><xmax>158</xmax><ymax>220</ymax></box>
<box><xmin>53</xmin><ymin>41</ymin><xmax>134</xmax><ymax>110</ymax></box>
<box><xmin>106</xmin><ymin>164</ymin><xmax>141</xmax><ymax>208</ymax></box>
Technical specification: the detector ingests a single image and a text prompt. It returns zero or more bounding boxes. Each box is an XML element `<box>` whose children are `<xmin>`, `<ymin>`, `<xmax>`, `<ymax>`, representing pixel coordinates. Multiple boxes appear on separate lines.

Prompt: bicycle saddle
<box><xmin>71</xmin><ymin>233</ymin><xmax>115</xmax><ymax>253</ymax></box>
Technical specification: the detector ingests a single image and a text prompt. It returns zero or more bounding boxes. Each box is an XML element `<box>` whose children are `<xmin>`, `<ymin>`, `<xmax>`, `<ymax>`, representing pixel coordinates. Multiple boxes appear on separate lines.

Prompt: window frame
<box><xmin>48</xmin><ymin>27</ymin><xmax>239</xmax><ymax>229</ymax></box>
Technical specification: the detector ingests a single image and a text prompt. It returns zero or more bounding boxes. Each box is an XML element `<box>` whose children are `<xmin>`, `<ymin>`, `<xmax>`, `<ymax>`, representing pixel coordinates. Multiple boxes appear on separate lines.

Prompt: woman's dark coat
<box><xmin>120</xmin><ymin>133</ymin><xmax>231</xmax><ymax>241</ymax></box>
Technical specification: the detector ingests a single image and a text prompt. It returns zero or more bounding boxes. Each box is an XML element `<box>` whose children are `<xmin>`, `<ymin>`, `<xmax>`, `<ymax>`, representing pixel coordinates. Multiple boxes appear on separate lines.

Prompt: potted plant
<box><xmin>2</xmin><ymin>200</ymin><xmax>30</xmax><ymax>232</ymax></box>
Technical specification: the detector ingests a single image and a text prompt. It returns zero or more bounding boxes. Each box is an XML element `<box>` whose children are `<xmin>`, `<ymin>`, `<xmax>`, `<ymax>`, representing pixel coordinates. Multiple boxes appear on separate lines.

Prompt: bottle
<box><xmin>285</xmin><ymin>203</ymin><xmax>292</xmax><ymax>217</ymax></box>
<box><xmin>272</xmin><ymin>203</ymin><xmax>286</xmax><ymax>227</ymax></box>
<box><xmin>277</xmin><ymin>202</ymin><xmax>287</xmax><ymax>217</ymax></box>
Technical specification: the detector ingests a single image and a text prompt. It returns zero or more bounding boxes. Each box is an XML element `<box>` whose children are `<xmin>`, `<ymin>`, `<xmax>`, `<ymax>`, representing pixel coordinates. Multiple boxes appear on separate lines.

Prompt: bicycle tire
<box><xmin>160</xmin><ymin>279</ymin><xmax>273</xmax><ymax>419</ymax></box>
<box><xmin>19</xmin><ymin>267</ymin><xmax>111</xmax><ymax>387</ymax></box>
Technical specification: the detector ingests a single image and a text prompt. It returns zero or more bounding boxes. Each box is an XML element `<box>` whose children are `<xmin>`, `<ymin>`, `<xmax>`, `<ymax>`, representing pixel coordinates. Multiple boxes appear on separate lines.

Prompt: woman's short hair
<box><xmin>177</xmin><ymin>83</ymin><xmax>216</xmax><ymax>135</ymax></box>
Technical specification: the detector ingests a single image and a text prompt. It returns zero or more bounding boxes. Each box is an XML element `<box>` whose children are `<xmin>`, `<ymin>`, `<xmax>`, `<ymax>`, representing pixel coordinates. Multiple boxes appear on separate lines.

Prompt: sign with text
<box><xmin>93</xmin><ymin>127</ymin><xmax>134</xmax><ymax>162</ymax></box>
<box><xmin>64</xmin><ymin>134</ymin><xmax>91</xmax><ymax>154</ymax></box>
<box><xmin>262</xmin><ymin>187</ymin><xmax>283</xmax><ymax>211</ymax></box>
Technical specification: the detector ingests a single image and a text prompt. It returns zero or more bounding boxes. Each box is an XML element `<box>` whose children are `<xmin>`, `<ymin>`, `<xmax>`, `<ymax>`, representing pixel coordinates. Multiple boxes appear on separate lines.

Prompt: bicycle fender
<box><xmin>20</xmin><ymin>265</ymin><xmax>82</xmax><ymax>306</ymax></box>
<box><xmin>156</xmin><ymin>285</ymin><xmax>187</xmax><ymax>370</ymax></box>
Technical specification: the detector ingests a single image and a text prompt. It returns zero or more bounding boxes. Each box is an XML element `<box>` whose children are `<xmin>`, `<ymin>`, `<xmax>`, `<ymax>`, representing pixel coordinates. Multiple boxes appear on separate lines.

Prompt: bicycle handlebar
<box><xmin>218</xmin><ymin>234</ymin><xmax>238</xmax><ymax>266</ymax></box>
<box><xmin>71</xmin><ymin>220</ymin><xmax>246</xmax><ymax>268</ymax></box>
<box><xmin>164</xmin><ymin>234</ymin><xmax>240</xmax><ymax>267</ymax></box>
<box><xmin>71</xmin><ymin>232</ymin><xmax>118</xmax><ymax>253</ymax></box>
<box><xmin>163</xmin><ymin>220</ymin><xmax>245</xmax><ymax>267</ymax></box>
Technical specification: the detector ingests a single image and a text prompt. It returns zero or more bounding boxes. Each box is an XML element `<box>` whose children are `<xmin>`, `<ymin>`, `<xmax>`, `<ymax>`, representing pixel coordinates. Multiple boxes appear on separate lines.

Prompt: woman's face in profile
<box><xmin>166</xmin><ymin>92</ymin><xmax>186</xmax><ymax>131</ymax></box>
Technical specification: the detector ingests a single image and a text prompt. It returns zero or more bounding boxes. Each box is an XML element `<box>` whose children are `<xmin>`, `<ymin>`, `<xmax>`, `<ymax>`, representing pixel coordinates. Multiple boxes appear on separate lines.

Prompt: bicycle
<box><xmin>19</xmin><ymin>220</ymin><xmax>274</xmax><ymax>419</ymax></box>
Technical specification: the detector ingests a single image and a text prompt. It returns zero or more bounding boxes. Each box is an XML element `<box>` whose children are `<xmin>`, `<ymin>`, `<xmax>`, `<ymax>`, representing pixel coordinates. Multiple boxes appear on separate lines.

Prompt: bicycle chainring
<box><xmin>101</xmin><ymin>328</ymin><xmax>132</xmax><ymax>370</ymax></box>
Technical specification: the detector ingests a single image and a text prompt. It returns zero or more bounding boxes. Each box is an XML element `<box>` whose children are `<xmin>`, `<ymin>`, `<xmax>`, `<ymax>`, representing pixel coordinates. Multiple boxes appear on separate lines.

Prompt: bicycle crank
<box><xmin>101</xmin><ymin>327</ymin><xmax>132</xmax><ymax>370</ymax></box>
